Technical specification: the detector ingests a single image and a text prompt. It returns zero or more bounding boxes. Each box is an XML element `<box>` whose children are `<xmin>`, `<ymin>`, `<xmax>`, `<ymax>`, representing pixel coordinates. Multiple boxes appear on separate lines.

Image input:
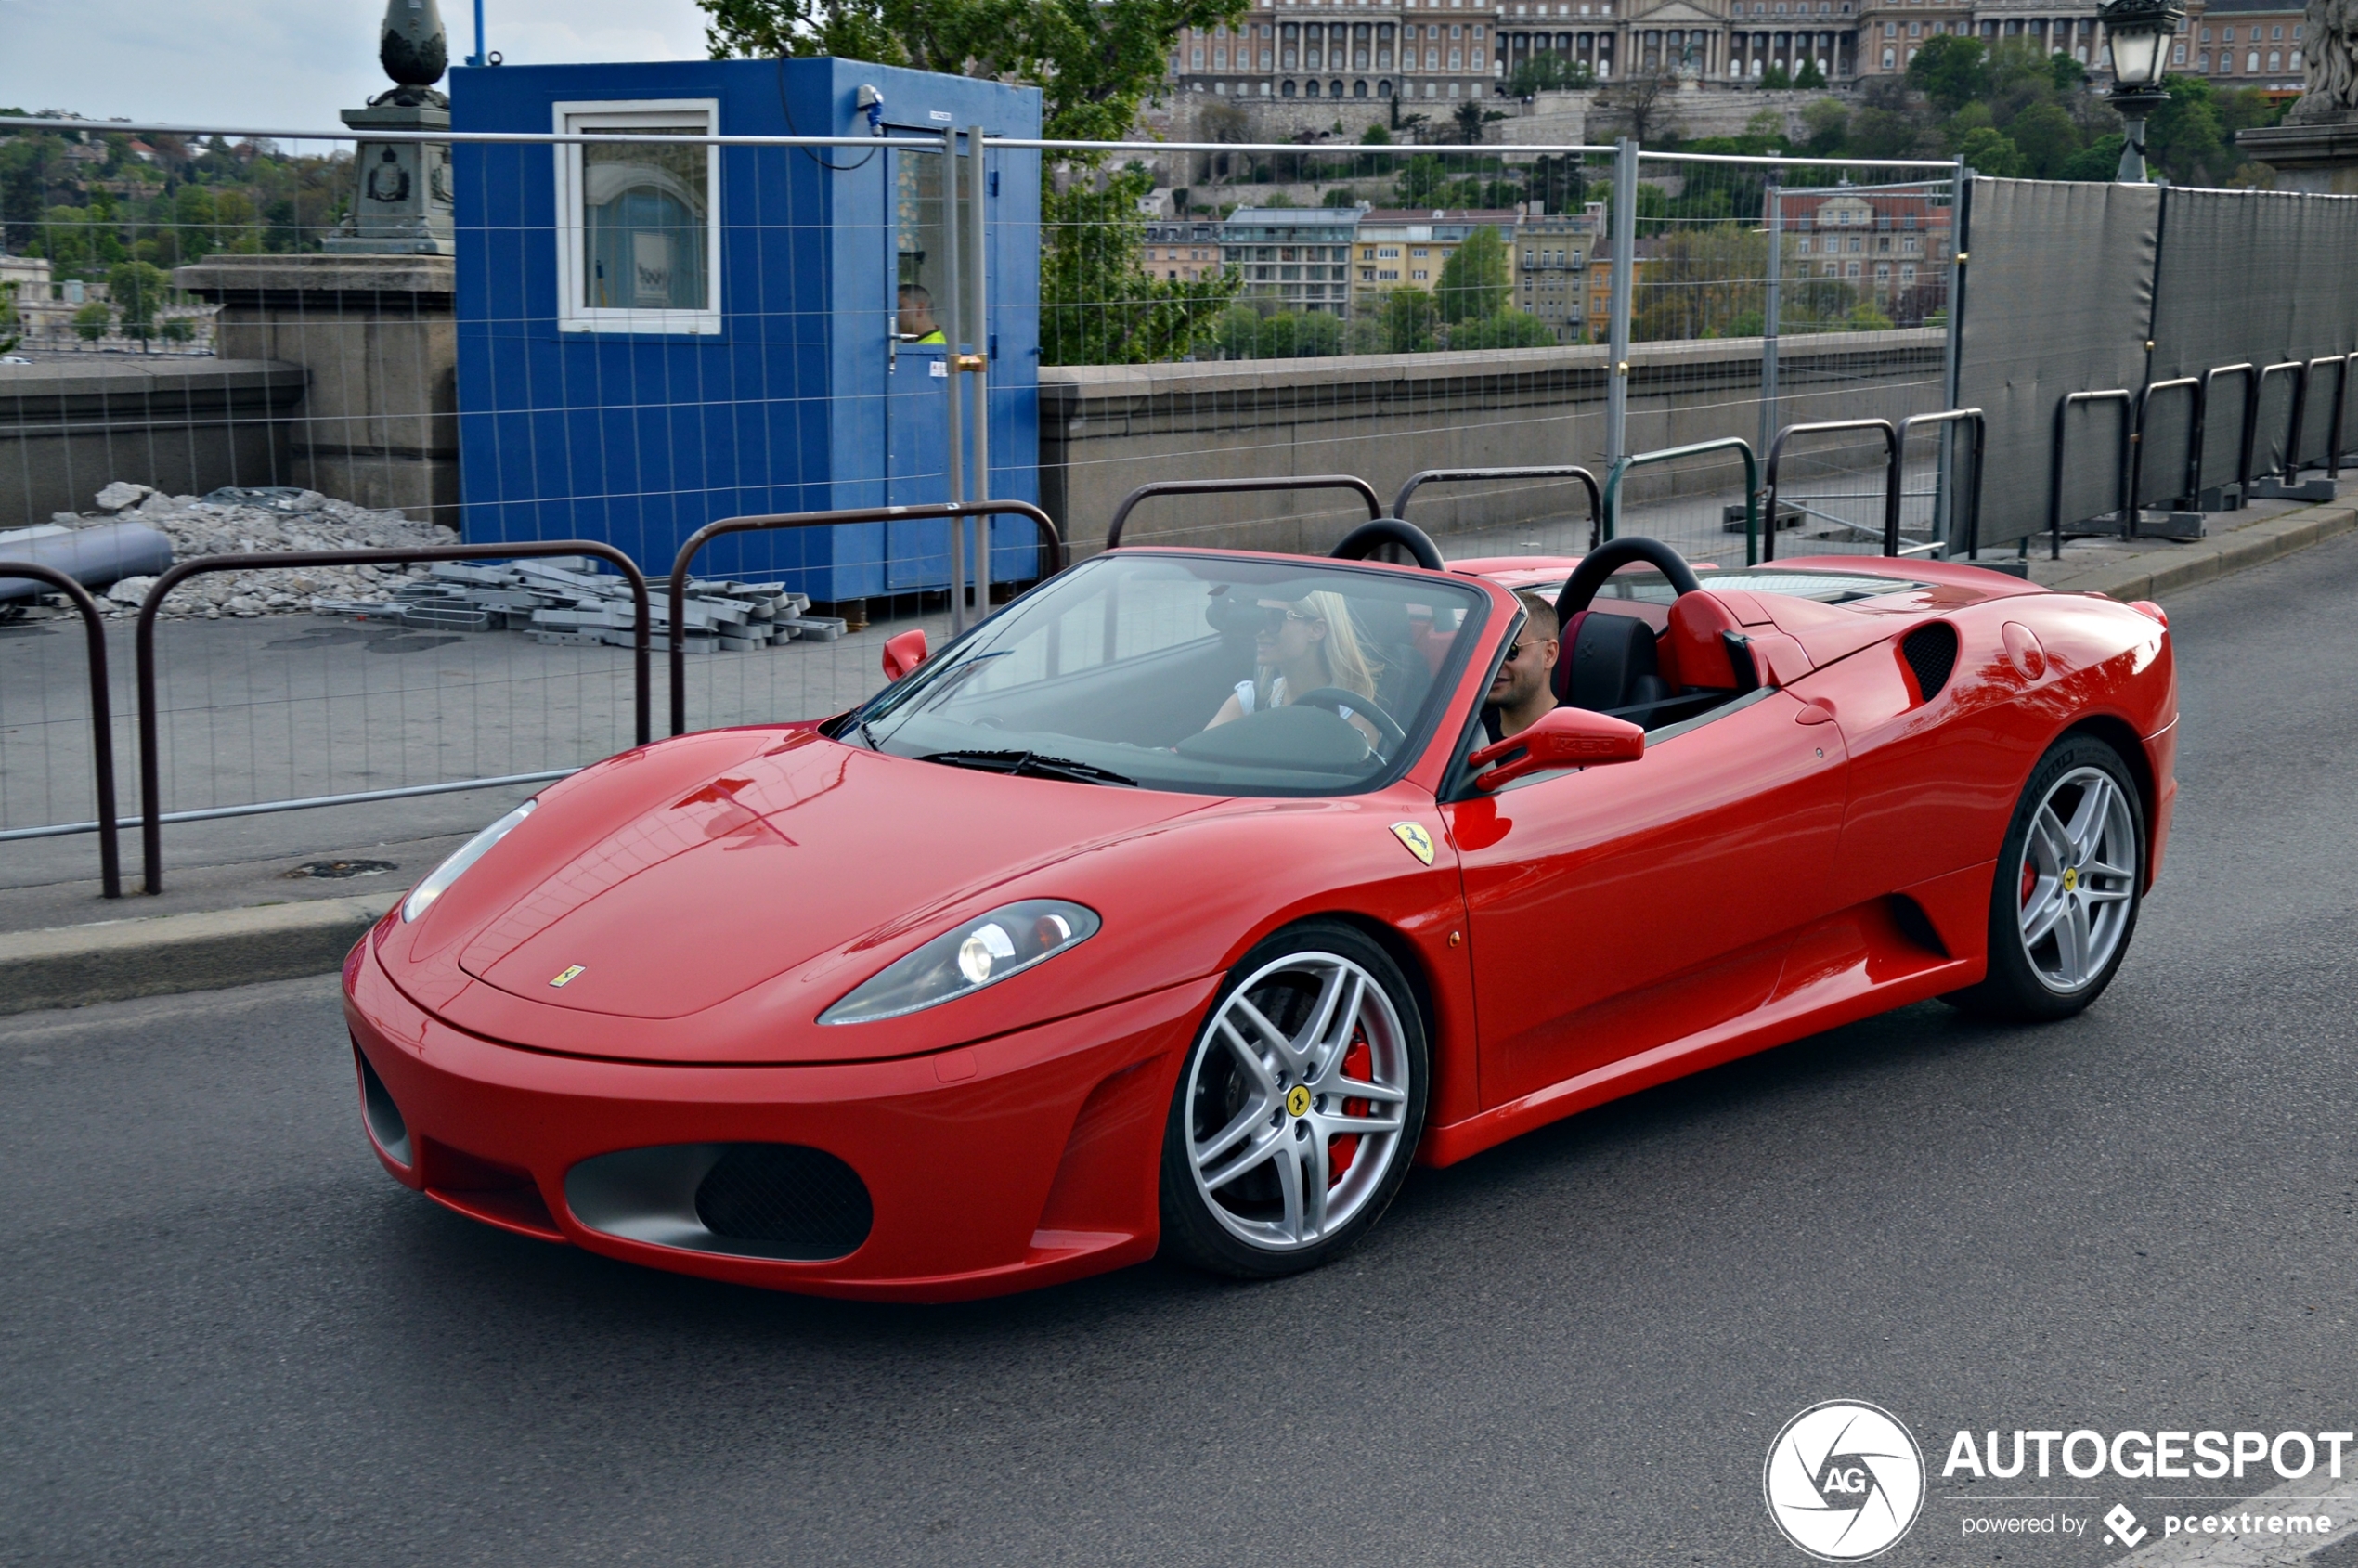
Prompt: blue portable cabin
<box><xmin>448</xmin><ymin>58</ymin><xmax>1042</xmax><ymax>602</ymax></box>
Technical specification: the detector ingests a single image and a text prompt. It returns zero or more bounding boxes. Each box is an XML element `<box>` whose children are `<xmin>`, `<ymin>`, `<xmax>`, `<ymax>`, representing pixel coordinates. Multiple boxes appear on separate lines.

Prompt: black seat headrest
<box><xmin>1555</xmin><ymin>610</ymin><xmax>1663</xmax><ymax>711</ymax></box>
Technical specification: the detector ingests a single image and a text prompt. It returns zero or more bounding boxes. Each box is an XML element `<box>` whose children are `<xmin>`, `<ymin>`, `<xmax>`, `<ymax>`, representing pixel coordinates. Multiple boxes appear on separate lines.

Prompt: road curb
<box><xmin>0</xmin><ymin>894</ymin><xmax>395</xmax><ymax>1016</ymax></box>
<box><xmin>2044</xmin><ymin>499</ymin><xmax>2358</xmax><ymax>602</ymax></box>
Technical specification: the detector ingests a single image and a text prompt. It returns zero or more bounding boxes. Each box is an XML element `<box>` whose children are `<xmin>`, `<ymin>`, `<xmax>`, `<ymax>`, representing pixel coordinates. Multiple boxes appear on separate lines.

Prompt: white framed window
<box><xmin>555</xmin><ymin>99</ymin><xmax>721</xmax><ymax>335</ymax></box>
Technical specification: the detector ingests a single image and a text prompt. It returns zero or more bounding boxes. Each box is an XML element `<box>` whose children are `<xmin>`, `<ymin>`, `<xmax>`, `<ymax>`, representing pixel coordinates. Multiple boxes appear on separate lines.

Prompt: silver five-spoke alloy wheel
<box><xmin>1184</xmin><ymin>950</ymin><xmax>1410</xmax><ymax>1252</ymax></box>
<box><xmin>2015</xmin><ymin>764</ymin><xmax>2138</xmax><ymax>993</ymax></box>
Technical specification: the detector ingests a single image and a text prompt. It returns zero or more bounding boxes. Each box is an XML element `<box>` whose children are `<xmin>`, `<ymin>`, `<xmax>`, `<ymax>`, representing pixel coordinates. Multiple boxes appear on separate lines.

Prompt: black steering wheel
<box><xmin>1553</xmin><ymin>536</ymin><xmax>1704</xmax><ymax>622</ymax></box>
<box><xmin>1289</xmin><ymin>686</ymin><xmax>1407</xmax><ymax>756</ymax></box>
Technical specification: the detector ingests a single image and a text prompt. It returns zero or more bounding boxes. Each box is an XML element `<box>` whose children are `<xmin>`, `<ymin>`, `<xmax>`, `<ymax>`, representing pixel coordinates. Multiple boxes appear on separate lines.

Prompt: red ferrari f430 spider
<box><xmin>344</xmin><ymin>535</ymin><xmax>2175</xmax><ymax>1301</ymax></box>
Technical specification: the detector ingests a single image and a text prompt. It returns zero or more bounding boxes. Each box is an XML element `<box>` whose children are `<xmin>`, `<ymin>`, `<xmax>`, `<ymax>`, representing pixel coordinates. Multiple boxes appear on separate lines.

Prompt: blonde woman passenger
<box><xmin>1205</xmin><ymin>590</ymin><xmax>1386</xmax><ymax>751</ymax></box>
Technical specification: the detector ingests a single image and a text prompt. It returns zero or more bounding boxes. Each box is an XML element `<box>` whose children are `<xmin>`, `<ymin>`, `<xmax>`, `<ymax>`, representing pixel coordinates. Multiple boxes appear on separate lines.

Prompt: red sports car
<box><xmin>344</xmin><ymin>535</ymin><xmax>2176</xmax><ymax>1301</ymax></box>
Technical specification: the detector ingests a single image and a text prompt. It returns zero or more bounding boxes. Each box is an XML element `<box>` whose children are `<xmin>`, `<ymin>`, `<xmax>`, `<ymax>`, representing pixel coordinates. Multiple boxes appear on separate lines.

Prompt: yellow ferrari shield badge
<box><xmin>1286</xmin><ymin>1084</ymin><xmax>1314</xmax><ymax>1118</ymax></box>
<box><xmin>549</xmin><ymin>965</ymin><xmax>586</xmax><ymax>989</ymax></box>
<box><xmin>1390</xmin><ymin>822</ymin><xmax>1435</xmax><ymax>865</ymax></box>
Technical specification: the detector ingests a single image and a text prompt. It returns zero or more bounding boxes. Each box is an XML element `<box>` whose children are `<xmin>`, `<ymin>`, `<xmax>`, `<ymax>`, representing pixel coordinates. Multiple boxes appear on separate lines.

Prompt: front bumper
<box><xmin>343</xmin><ymin>935</ymin><xmax>1213</xmax><ymax>1302</ymax></box>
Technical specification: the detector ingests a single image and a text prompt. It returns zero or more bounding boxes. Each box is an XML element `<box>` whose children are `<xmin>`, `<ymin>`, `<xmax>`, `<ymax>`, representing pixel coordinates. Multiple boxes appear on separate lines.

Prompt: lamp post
<box><xmin>2098</xmin><ymin>0</ymin><xmax>2184</xmax><ymax>182</ymax></box>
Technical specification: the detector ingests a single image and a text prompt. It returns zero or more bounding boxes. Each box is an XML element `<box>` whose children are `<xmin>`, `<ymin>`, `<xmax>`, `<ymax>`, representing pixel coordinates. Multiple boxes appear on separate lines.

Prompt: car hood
<box><xmin>391</xmin><ymin>728</ymin><xmax>1211</xmax><ymax>1030</ymax></box>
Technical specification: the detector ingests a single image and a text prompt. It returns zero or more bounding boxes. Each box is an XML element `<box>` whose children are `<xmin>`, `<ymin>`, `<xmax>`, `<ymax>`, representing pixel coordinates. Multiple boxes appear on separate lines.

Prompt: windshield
<box><xmin>847</xmin><ymin>553</ymin><xmax>1493</xmax><ymax>797</ymax></box>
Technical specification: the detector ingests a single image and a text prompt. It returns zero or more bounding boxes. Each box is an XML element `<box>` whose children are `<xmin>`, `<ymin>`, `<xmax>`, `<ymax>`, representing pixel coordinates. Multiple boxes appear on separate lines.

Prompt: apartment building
<box><xmin>1141</xmin><ymin>221</ymin><xmax>1224</xmax><ymax>283</ymax></box>
<box><xmin>1219</xmin><ymin>207</ymin><xmax>1365</xmax><ymax>314</ymax></box>
<box><xmin>1515</xmin><ymin>202</ymin><xmax>1603</xmax><ymax>342</ymax></box>
<box><xmin>1783</xmin><ymin>185</ymin><xmax>1952</xmax><ymax>321</ymax></box>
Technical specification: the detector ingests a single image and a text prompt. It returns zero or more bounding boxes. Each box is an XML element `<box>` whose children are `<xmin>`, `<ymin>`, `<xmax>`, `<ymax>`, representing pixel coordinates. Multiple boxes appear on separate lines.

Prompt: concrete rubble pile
<box><xmin>14</xmin><ymin>483</ymin><xmax>848</xmax><ymax>651</ymax></box>
<box><xmin>317</xmin><ymin>559</ymin><xmax>848</xmax><ymax>653</ymax></box>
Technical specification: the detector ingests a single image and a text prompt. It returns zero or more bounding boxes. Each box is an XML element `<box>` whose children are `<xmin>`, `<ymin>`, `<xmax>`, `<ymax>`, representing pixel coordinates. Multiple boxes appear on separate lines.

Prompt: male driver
<box><xmin>1484</xmin><ymin>591</ymin><xmax>1560</xmax><ymax>740</ymax></box>
<box><xmin>897</xmin><ymin>283</ymin><xmax>947</xmax><ymax>344</ymax></box>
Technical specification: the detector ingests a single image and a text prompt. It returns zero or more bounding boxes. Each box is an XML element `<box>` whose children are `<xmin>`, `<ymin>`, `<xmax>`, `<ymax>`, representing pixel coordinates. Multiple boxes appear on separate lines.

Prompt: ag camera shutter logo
<box><xmin>1764</xmin><ymin>1400</ymin><xmax>1926</xmax><ymax>1561</ymax></box>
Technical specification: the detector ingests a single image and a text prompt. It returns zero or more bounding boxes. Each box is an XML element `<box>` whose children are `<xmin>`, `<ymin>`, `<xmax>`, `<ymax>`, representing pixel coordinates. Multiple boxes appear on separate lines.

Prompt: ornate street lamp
<box><xmin>2099</xmin><ymin>0</ymin><xmax>2185</xmax><ymax>181</ymax></box>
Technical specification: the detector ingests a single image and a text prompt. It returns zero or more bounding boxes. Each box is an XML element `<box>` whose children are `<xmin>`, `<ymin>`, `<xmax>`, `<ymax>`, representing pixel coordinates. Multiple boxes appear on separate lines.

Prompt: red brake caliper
<box><xmin>1328</xmin><ymin>1031</ymin><xmax>1374</xmax><ymax>1183</ymax></box>
<box><xmin>2020</xmin><ymin>856</ymin><xmax>2038</xmax><ymax>913</ymax></box>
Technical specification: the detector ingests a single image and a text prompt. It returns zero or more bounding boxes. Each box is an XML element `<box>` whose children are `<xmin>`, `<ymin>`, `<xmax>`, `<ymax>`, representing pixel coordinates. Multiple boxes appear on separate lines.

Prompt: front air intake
<box><xmin>353</xmin><ymin>1042</ymin><xmax>412</xmax><ymax>1166</ymax></box>
<box><xmin>1900</xmin><ymin>622</ymin><xmax>1959</xmax><ymax>702</ymax></box>
<box><xmin>694</xmin><ymin>1145</ymin><xmax>875</xmax><ymax>1256</ymax></box>
<box><xmin>566</xmin><ymin>1142</ymin><xmax>874</xmax><ymax>1263</ymax></box>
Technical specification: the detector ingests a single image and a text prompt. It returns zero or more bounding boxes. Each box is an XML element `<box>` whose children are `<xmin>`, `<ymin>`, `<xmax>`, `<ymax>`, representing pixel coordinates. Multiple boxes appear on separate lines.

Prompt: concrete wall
<box><xmin>175</xmin><ymin>256</ymin><xmax>459</xmax><ymax>530</ymax></box>
<box><xmin>1040</xmin><ymin>328</ymin><xmax>1945</xmax><ymax>552</ymax></box>
<box><xmin>0</xmin><ymin>359</ymin><xmax>304</xmax><ymax>528</ymax></box>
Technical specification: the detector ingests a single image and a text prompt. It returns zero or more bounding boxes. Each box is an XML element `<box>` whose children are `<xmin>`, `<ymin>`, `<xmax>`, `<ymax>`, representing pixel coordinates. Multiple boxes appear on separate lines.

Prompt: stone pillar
<box><xmin>2235</xmin><ymin>115</ymin><xmax>2358</xmax><ymax>195</ymax></box>
<box><xmin>171</xmin><ymin>255</ymin><xmax>459</xmax><ymax>529</ymax></box>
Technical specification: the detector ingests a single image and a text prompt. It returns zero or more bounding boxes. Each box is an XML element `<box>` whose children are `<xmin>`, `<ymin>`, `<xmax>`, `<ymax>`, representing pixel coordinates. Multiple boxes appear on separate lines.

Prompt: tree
<box><xmin>2050</xmin><ymin>50</ymin><xmax>2089</xmax><ymax>89</ymax></box>
<box><xmin>1908</xmin><ymin>35</ymin><xmax>1990</xmax><ymax>112</ymax></box>
<box><xmin>1955</xmin><ymin>125</ymin><xmax>2027</xmax><ymax>177</ymax></box>
<box><xmin>161</xmin><ymin>315</ymin><xmax>197</xmax><ymax>344</ymax></box>
<box><xmin>1434</xmin><ymin>227</ymin><xmax>1509</xmax><ymax>324</ymax></box>
<box><xmin>1800</xmin><ymin>97</ymin><xmax>1850</xmax><ymax>156</ymax></box>
<box><xmin>2056</xmin><ymin>134</ymin><xmax>2127</xmax><ymax>181</ymax></box>
<box><xmin>1447</xmin><ymin>307</ymin><xmax>1554</xmax><ymax>349</ymax></box>
<box><xmin>1359</xmin><ymin>286</ymin><xmax>1437</xmax><ymax>353</ymax></box>
<box><xmin>73</xmin><ymin>300</ymin><xmax>111</xmax><ymax>342</ymax></box>
<box><xmin>1760</xmin><ymin>63</ymin><xmax>1793</xmax><ymax>90</ymax></box>
<box><xmin>0</xmin><ymin>279</ymin><xmax>18</xmax><ymax>355</ymax></box>
<box><xmin>1395</xmin><ymin>153</ymin><xmax>1451</xmax><ymax>206</ymax></box>
<box><xmin>106</xmin><ymin>260</ymin><xmax>173</xmax><ymax>342</ymax></box>
<box><xmin>1794</xmin><ymin>58</ymin><xmax>1826</xmax><ymax>88</ymax></box>
<box><xmin>1451</xmin><ymin>99</ymin><xmax>1507</xmax><ymax>145</ymax></box>
<box><xmin>2007</xmin><ymin>99</ymin><xmax>2080</xmax><ymax>176</ymax></box>
<box><xmin>1042</xmin><ymin>168</ymin><xmax>1240</xmax><ymax>364</ymax></box>
<box><xmin>1359</xmin><ymin>123</ymin><xmax>1392</xmax><ymax>145</ymax></box>
<box><xmin>1600</xmin><ymin>70</ymin><xmax>1679</xmax><ymax>142</ymax></box>
<box><xmin>1257</xmin><ymin>309</ymin><xmax>1344</xmax><ymax>358</ymax></box>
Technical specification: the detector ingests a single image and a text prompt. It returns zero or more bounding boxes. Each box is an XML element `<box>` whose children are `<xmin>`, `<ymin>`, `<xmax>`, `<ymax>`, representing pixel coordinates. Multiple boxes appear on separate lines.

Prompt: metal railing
<box><xmin>667</xmin><ymin>500</ymin><xmax>1063</xmax><ymax>736</ymax></box>
<box><xmin>0</xmin><ymin>563</ymin><xmax>122</xmax><ymax>896</ymax></box>
<box><xmin>1897</xmin><ymin>408</ymin><xmax>1986</xmax><ymax>559</ymax></box>
<box><xmin>2198</xmin><ymin>362</ymin><xmax>2258</xmax><ymax>502</ymax></box>
<box><xmin>1761</xmin><ymin>419</ymin><xmax>1897</xmax><ymax>564</ymax></box>
<box><xmin>1603</xmin><ymin>439</ymin><xmax>1760</xmax><ymax>564</ymax></box>
<box><xmin>2049</xmin><ymin>389</ymin><xmax>2134</xmax><ymax>558</ymax></box>
<box><xmin>2252</xmin><ymin>361</ymin><xmax>2306</xmax><ymax>487</ymax></box>
<box><xmin>2130</xmin><ymin>377</ymin><xmax>2203</xmax><ymax>524</ymax></box>
<box><xmin>1392</xmin><ymin>467</ymin><xmax>1601</xmax><ymax>552</ymax></box>
<box><xmin>134</xmin><ymin>541</ymin><xmax>652</xmax><ymax>894</ymax></box>
<box><xmin>1103</xmin><ymin>477</ymin><xmax>1382</xmax><ymax>552</ymax></box>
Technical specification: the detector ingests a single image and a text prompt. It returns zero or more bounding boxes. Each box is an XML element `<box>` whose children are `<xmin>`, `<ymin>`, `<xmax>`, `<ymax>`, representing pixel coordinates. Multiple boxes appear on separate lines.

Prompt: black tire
<box><xmin>1946</xmin><ymin>732</ymin><xmax>2145</xmax><ymax>1023</ymax></box>
<box><xmin>1159</xmin><ymin>921</ymin><xmax>1430</xmax><ymax>1279</ymax></box>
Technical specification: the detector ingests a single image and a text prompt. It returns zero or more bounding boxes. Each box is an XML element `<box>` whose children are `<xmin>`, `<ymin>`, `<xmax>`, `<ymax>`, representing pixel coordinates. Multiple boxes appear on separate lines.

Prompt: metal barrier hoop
<box><xmin>2251</xmin><ymin>361</ymin><xmax>2306</xmax><ymax>486</ymax></box>
<box><xmin>0</xmin><ymin>562</ymin><xmax>122</xmax><ymax>898</ymax></box>
<box><xmin>1602</xmin><ymin>438</ymin><xmax>1759</xmax><ymax>564</ymax></box>
<box><xmin>1103</xmin><ymin>476</ymin><xmax>1382</xmax><ymax>552</ymax></box>
<box><xmin>2050</xmin><ymin>389</ymin><xmax>2134</xmax><ymax>559</ymax></box>
<box><xmin>1896</xmin><ymin>408</ymin><xmax>1987</xmax><ymax>561</ymax></box>
<box><xmin>2130</xmin><ymin>378</ymin><xmax>2204</xmax><ymax>533</ymax></box>
<box><xmin>135</xmin><ymin>541</ymin><xmax>653</xmax><ymax>896</ymax></box>
<box><xmin>2196</xmin><ymin>362</ymin><xmax>2257</xmax><ymax>502</ymax></box>
<box><xmin>1390</xmin><ymin>467</ymin><xmax>1602</xmax><ymax>552</ymax></box>
<box><xmin>1762</xmin><ymin>419</ymin><xmax>1898</xmax><ymax>564</ymax></box>
<box><xmin>667</xmin><ymin>499</ymin><xmax>1062</xmax><ymax>737</ymax></box>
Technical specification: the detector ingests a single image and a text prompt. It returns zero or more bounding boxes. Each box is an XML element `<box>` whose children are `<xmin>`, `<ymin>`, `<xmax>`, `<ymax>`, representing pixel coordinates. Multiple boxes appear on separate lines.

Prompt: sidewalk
<box><xmin>4</xmin><ymin>475</ymin><xmax>2352</xmax><ymax>1014</ymax></box>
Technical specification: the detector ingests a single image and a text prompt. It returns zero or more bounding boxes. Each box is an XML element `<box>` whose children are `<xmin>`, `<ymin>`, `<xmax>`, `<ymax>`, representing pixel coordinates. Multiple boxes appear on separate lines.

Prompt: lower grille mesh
<box><xmin>693</xmin><ymin>1144</ymin><xmax>873</xmax><ymax>1258</ymax></box>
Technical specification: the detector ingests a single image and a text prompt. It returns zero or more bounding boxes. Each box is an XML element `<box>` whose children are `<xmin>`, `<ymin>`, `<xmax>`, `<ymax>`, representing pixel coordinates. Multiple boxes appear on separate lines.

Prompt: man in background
<box><xmin>897</xmin><ymin>284</ymin><xmax>946</xmax><ymax>344</ymax></box>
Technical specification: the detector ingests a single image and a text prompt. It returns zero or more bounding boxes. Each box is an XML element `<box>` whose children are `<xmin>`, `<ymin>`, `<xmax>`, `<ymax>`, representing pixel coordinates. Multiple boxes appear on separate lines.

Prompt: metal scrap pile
<box><xmin>317</xmin><ymin>558</ymin><xmax>849</xmax><ymax>654</ymax></box>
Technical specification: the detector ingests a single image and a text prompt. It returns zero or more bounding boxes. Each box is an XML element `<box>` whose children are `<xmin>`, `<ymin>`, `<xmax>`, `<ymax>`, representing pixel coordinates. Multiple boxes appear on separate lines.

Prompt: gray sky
<box><xmin>0</xmin><ymin>0</ymin><xmax>714</xmax><ymax>132</ymax></box>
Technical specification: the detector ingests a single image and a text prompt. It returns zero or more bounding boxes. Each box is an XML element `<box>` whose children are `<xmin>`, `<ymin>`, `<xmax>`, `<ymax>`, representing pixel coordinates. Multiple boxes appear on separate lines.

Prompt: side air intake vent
<box><xmin>1900</xmin><ymin>622</ymin><xmax>1959</xmax><ymax>702</ymax></box>
<box><xmin>566</xmin><ymin>1142</ymin><xmax>874</xmax><ymax>1263</ymax></box>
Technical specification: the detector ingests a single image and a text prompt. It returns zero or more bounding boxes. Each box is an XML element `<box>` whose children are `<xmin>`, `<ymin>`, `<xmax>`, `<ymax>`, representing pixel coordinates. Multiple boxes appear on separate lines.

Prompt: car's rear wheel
<box><xmin>1159</xmin><ymin>922</ymin><xmax>1428</xmax><ymax>1278</ymax></box>
<box><xmin>1948</xmin><ymin>733</ymin><xmax>2144</xmax><ymax>1022</ymax></box>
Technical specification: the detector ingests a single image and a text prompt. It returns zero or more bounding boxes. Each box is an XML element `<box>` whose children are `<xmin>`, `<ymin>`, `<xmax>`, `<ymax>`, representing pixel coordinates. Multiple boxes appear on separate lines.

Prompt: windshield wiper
<box><xmin>916</xmin><ymin>749</ymin><xmax>1138</xmax><ymax>787</ymax></box>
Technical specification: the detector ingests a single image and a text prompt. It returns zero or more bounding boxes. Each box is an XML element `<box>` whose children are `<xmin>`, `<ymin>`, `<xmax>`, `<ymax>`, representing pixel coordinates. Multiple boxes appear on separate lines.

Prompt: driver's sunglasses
<box><xmin>1504</xmin><ymin>637</ymin><xmax>1551</xmax><ymax>663</ymax></box>
<box><xmin>1251</xmin><ymin>606</ymin><xmax>1321</xmax><ymax>633</ymax></box>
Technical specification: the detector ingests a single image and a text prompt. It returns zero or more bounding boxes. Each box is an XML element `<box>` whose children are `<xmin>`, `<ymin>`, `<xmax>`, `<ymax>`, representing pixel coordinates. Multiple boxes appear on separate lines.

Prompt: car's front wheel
<box><xmin>1159</xmin><ymin>922</ymin><xmax>1428</xmax><ymax>1278</ymax></box>
<box><xmin>1948</xmin><ymin>733</ymin><xmax>2144</xmax><ymax>1022</ymax></box>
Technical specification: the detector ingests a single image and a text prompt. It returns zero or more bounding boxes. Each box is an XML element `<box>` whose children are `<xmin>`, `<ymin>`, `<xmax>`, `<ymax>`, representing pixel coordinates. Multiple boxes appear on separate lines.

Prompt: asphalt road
<box><xmin>6</xmin><ymin>534</ymin><xmax>2358</xmax><ymax>1568</ymax></box>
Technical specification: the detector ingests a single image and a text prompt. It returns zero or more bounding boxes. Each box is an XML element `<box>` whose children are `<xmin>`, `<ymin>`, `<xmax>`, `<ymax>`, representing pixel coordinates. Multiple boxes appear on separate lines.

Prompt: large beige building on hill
<box><xmin>1168</xmin><ymin>0</ymin><xmax>2144</xmax><ymax>102</ymax></box>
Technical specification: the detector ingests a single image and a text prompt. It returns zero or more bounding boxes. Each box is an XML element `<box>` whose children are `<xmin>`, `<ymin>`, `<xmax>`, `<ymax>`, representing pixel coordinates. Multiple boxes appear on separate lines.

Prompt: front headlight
<box><xmin>401</xmin><ymin>799</ymin><xmax>537</xmax><ymax>923</ymax></box>
<box><xmin>819</xmin><ymin>900</ymin><xmax>1101</xmax><ymax>1024</ymax></box>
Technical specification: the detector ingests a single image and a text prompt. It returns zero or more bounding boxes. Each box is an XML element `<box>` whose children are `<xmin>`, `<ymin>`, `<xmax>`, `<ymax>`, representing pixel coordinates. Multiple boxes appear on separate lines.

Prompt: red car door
<box><xmin>1442</xmin><ymin>689</ymin><xmax>1851</xmax><ymax>1109</ymax></box>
